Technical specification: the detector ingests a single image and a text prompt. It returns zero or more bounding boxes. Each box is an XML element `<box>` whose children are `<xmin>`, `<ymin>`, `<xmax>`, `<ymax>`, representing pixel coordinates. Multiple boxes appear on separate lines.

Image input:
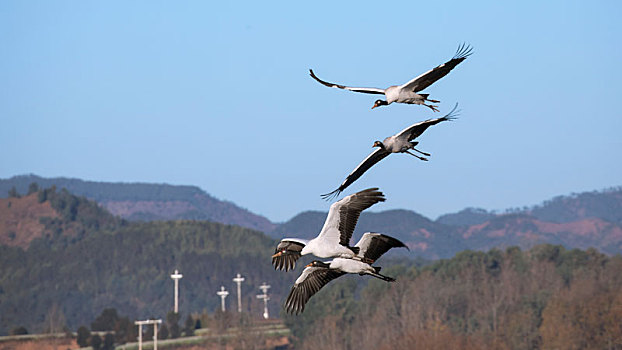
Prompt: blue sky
<box><xmin>1</xmin><ymin>1</ymin><xmax>621</xmax><ymax>222</ymax></box>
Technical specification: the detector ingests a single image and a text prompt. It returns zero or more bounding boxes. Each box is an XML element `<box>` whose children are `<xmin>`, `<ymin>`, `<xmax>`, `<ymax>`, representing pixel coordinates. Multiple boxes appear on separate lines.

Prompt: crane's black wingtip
<box><xmin>395</xmin><ymin>240</ymin><xmax>409</xmax><ymax>250</ymax></box>
<box><xmin>320</xmin><ymin>189</ymin><xmax>341</xmax><ymax>201</ymax></box>
<box><xmin>309</xmin><ymin>69</ymin><xmax>323</xmax><ymax>83</ymax></box>
<box><xmin>444</xmin><ymin>102</ymin><xmax>461</xmax><ymax>120</ymax></box>
<box><xmin>454</xmin><ymin>43</ymin><xmax>473</xmax><ymax>60</ymax></box>
<box><xmin>382</xmin><ymin>233</ymin><xmax>410</xmax><ymax>251</ymax></box>
<box><xmin>309</xmin><ymin>69</ymin><xmax>321</xmax><ymax>80</ymax></box>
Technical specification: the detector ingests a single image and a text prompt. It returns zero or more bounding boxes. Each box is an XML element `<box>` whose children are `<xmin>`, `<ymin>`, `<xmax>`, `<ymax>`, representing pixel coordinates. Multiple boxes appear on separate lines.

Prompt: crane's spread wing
<box><xmin>355</xmin><ymin>232</ymin><xmax>409</xmax><ymax>262</ymax></box>
<box><xmin>317</xmin><ymin>188</ymin><xmax>385</xmax><ymax>247</ymax></box>
<box><xmin>284</xmin><ymin>266</ymin><xmax>345</xmax><ymax>314</ymax></box>
<box><xmin>309</xmin><ymin>69</ymin><xmax>385</xmax><ymax>95</ymax></box>
<box><xmin>272</xmin><ymin>239</ymin><xmax>306</xmax><ymax>272</ymax></box>
<box><xmin>399</xmin><ymin>43</ymin><xmax>472</xmax><ymax>92</ymax></box>
<box><xmin>321</xmin><ymin>148</ymin><xmax>390</xmax><ymax>200</ymax></box>
<box><xmin>396</xmin><ymin>103</ymin><xmax>460</xmax><ymax>141</ymax></box>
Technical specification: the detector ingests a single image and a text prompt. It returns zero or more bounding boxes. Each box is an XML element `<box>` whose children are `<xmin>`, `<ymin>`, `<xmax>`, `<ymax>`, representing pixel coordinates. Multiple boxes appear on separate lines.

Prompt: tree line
<box><xmin>284</xmin><ymin>245</ymin><xmax>622</xmax><ymax>350</ymax></box>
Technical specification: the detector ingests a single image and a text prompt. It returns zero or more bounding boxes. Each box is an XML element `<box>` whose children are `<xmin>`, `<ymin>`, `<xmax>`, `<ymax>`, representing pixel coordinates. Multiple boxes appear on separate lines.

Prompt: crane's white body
<box><xmin>273</xmin><ymin>188</ymin><xmax>386</xmax><ymax>271</ymax></box>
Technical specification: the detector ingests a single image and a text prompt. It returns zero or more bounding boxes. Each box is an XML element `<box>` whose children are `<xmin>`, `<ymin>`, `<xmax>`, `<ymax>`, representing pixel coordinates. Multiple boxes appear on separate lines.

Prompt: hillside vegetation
<box><xmin>0</xmin><ymin>188</ymin><xmax>295</xmax><ymax>335</ymax></box>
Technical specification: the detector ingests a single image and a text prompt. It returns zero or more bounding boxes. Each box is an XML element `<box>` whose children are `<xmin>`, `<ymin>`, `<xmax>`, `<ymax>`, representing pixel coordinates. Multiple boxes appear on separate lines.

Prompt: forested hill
<box><xmin>0</xmin><ymin>187</ymin><xmax>296</xmax><ymax>335</ymax></box>
<box><xmin>0</xmin><ymin>174</ymin><xmax>275</xmax><ymax>232</ymax></box>
<box><xmin>0</xmin><ymin>220</ymin><xmax>296</xmax><ymax>335</ymax></box>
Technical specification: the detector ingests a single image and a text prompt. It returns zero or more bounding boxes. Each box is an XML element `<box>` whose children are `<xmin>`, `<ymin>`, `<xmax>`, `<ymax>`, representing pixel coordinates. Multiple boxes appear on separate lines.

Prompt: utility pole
<box><xmin>153</xmin><ymin>320</ymin><xmax>160</xmax><ymax>350</ymax></box>
<box><xmin>256</xmin><ymin>282</ymin><xmax>271</xmax><ymax>319</ymax></box>
<box><xmin>232</xmin><ymin>273</ymin><xmax>245</xmax><ymax>313</ymax></box>
<box><xmin>135</xmin><ymin>321</ymin><xmax>144</xmax><ymax>350</ymax></box>
<box><xmin>170</xmin><ymin>269</ymin><xmax>183</xmax><ymax>313</ymax></box>
<box><xmin>135</xmin><ymin>319</ymin><xmax>162</xmax><ymax>350</ymax></box>
<box><xmin>217</xmin><ymin>286</ymin><xmax>229</xmax><ymax>312</ymax></box>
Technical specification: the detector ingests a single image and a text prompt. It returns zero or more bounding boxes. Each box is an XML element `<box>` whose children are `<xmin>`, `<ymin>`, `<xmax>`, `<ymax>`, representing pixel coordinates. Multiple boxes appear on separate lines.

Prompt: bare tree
<box><xmin>43</xmin><ymin>303</ymin><xmax>66</xmax><ymax>334</ymax></box>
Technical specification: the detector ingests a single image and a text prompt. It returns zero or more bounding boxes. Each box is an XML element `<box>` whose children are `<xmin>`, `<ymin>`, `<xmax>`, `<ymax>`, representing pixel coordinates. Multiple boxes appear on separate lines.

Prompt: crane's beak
<box><xmin>371</xmin><ymin>103</ymin><xmax>378</xmax><ymax>109</ymax></box>
<box><xmin>272</xmin><ymin>251</ymin><xmax>283</xmax><ymax>258</ymax></box>
<box><xmin>305</xmin><ymin>262</ymin><xmax>313</xmax><ymax>268</ymax></box>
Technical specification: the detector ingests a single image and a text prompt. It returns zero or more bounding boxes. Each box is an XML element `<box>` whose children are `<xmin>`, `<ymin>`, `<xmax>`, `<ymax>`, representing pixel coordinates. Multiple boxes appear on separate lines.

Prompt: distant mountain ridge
<box><xmin>2</xmin><ymin>174</ymin><xmax>621</xmax><ymax>259</ymax></box>
<box><xmin>269</xmin><ymin>188</ymin><xmax>622</xmax><ymax>259</ymax></box>
<box><xmin>456</xmin><ymin>214</ymin><xmax>622</xmax><ymax>255</ymax></box>
<box><xmin>0</xmin><ymin>174</ymin><xmax>275</xmax><ymax>232</ymax></box>
<box><xmin>270</xmin><ymin>210</ymin><xmax>622</xmax><ymax>260</ymax></box>
<box><xmin>436</xmin><ymin>207</ymin><xmax>496</xmax><ymax>226</ymax></box>
<box><xmin>436</xmin><ymin>187</ymin><xmax>622</xmax><ymax>226</ymax></box>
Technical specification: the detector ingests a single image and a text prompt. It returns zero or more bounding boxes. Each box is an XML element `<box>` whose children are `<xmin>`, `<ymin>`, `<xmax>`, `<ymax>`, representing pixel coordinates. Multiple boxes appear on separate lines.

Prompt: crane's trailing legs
<box><xmin>412</xmin><ymin>148</ymin><xmax>431</xmax><ymax>157</ymax></box>
<box><xmin>405</xmin><ymin>150</ymin><xmax>428</xmax><ymax>161</ymax></box>
<box><xmin>421</xmin><ymin>96</ymin><xmax>440</xmax><ymax>112</ymax></box>
<box><xmin>424</xmin><ymin>103</ymin><xmax>440</xmax><ymax>112</ymax></box>
<box><xmin>361</xmin><ymin>257</ymin><xmax>374</xmax><ymax>264</ymax></box>
<box><xmin>408</xmin><ymin>141</ymin><xmax>430</xmax><ymax>158</ymax></box>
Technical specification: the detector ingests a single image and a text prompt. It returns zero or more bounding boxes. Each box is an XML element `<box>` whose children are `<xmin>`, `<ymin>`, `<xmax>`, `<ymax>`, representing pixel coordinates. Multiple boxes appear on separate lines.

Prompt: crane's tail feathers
<box><xmin>321</xmin><ymin>189</ymin><xmax>341</xmax><ymax>201</ymax></box>
<box><xmin>454</xmin><ymin>43</ymin><xmax>473</xmax><ymax>60</ymax></box>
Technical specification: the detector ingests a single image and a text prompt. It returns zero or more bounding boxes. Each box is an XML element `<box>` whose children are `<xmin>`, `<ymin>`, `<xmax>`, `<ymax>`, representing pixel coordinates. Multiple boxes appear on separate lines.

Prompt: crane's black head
<box><xmin>371</xmin><ymin>99</ymin><xmax>388</xmax><ymax>109</ymax></box>
<box><xmin>306</xmin><ymin>261</ymin><xmax>331</xmax><ymax>269</ymax></box>
<box><xmin>373</xmin><ymin>141</ymin><xmax>383</xmax><ymax>148</ymax></box>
